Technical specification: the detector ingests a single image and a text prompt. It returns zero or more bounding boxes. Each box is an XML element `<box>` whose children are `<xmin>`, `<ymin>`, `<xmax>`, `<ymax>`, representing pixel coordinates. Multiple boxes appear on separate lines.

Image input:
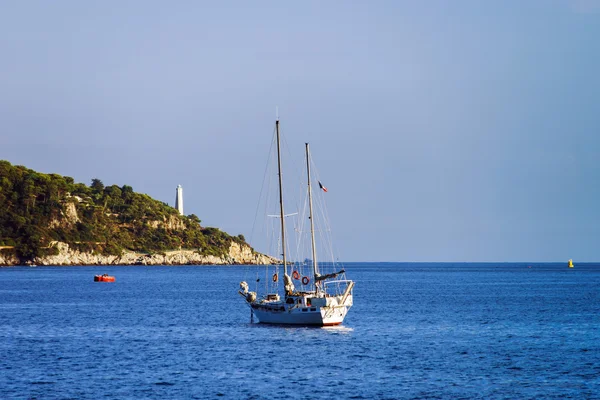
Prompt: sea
<box><xmin>1</xmin><ymin>263</ymin><xmax>599</xmax><ymax>400</ymax></box>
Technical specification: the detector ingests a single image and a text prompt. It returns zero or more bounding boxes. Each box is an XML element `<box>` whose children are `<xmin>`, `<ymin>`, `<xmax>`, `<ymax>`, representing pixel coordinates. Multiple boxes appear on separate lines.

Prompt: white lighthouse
<box><xmin>175</xmin><ymin>185</ymin><xmax>184</xmax><ymax>215</ymax></box>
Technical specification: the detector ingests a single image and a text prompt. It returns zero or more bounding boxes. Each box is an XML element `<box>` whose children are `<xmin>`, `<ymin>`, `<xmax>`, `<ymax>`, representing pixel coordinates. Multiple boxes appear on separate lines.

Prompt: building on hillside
<box><xmin>175</xmin><ymin>185</ymin><xmax>184</xmax><ymax>215</ymax></box>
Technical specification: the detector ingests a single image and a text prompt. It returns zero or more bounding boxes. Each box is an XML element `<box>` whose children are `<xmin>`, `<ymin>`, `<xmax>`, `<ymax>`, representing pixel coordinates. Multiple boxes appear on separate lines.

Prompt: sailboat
<box><xmin>238</xmin><ymin>118</ymin><xmax>354</xmax><ymax>326</ymax></box>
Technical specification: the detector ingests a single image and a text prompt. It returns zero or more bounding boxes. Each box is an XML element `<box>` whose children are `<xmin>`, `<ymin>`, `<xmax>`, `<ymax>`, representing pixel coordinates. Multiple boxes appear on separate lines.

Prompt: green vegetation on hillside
<box><xmin>0</xmin><ymin>160</ymin><xmax>247</xmax><ymax>261</ymax></box>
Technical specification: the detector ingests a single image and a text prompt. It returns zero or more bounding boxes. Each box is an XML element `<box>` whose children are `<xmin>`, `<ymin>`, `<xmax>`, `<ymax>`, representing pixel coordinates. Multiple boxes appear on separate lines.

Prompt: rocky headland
<box><xmin>0</xmin><ymin>160</ymin><xmax>275</xmax><ymax>266</ymax></box>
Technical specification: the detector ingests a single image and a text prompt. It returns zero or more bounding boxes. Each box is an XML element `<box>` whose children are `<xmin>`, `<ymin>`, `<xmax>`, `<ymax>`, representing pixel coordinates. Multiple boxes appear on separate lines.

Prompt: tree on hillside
<box><xmin>188</xmin><ymin>214</ymin><xmax>201</xmax><ymax>226</ymax></box>
<box><xmin>91</xmin><ymin>178</ymin><xmax>104</xmax><ymax>193</ymax></box>
<box><xmin>121</xmin><ymin>185</ymin><xmax>133</xmax><ymax>196</ymax></box>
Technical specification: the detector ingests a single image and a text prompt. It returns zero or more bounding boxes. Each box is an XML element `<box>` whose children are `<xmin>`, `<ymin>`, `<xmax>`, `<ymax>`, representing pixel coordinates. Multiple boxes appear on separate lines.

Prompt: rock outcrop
<box><xmin>0</xmin><ymin>249</ymin><xmax>19</xmax><ymax>266</ymax></box>
<box><xmin>48</xmin><ymin>201</ymin><xmax>80</xmax><ymax>229</ymax></box>
<box><xmin>0</xmin><ymin>241</ymin><xmax>278</xmax><ymax>266</ymax></box>
<box><xmin>148</xmin><ymin>215</ymin><xmax>186</xmax><ymax>230</ymax></box>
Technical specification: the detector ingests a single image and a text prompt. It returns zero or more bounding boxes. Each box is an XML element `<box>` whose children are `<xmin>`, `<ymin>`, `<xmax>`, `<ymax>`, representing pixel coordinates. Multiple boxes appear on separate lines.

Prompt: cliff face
<box><xmin>1</xmin><ymin>241</ymin><xmax>277</xmax><ymax>266</ymax></box>
<box><xmin>48</xmin><ymin>202</ymin><xmax>80</xmax><ymax>229</ymax></box>
<box><xmin>147</xmin><ymin>215</ymin><xmax>186</xmax><ymax>230</ymax></box>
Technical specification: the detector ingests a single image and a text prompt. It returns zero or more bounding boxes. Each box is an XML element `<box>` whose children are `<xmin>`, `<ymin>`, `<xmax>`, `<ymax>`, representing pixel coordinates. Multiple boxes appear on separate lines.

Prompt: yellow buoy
<box><xmin>568</xmin><ymin>259</ymin><xmax>574</xmax><ymax>268</ymax></box>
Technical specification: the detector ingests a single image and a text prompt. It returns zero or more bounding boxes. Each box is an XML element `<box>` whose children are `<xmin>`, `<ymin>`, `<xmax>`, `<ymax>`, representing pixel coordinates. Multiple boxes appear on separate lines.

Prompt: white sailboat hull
<box><xmin>248</xmin><ymin>292</ymin><xmax>353</xmax><ymax>326</ymax></box>
<box><xmin>252</xmin><ymin>304</ymin><xmax>350</xmax><ymax>326</ymax></box>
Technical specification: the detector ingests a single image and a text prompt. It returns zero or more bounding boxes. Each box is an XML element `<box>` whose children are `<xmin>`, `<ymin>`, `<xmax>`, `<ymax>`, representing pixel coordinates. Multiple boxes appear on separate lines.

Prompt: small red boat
<box><xmin>94</xmin><ymin>274</ymin><xmax>116</xmax><ymax>282</ymax></box>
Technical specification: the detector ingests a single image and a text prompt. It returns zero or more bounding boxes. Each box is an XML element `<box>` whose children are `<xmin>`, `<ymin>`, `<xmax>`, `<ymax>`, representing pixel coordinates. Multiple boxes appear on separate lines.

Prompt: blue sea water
<box><xmin>1</xmin><ymin>263</ymin><xmax>599</xmax><ymax>399</ymax></box>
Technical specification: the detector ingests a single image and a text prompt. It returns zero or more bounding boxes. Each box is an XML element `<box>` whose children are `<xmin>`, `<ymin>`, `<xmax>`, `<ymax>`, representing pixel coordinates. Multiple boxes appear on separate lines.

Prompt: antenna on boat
<box><xmin>276</xmin><ymin>106</ymin><xmax>279</xmax><ymax>121</ymax></box>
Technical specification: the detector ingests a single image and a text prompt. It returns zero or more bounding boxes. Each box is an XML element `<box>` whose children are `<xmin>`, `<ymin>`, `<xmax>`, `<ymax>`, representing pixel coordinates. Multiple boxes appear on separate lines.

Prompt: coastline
<box><xmin>0</xmin><ymin>241</ymin><xmax>278</xmax><ymax>267</ymax></box>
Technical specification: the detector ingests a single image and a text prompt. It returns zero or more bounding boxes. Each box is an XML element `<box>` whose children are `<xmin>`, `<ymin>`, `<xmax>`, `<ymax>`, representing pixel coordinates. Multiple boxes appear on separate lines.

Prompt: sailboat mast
<box><xmin>305</xmin><ymin>143</ymin><xmax>319</xmax><ymax>292</ymax></box>
<box><xmin>276</xmin><ymin>119</ymin><xmax>287</xmax><ymax>279</ymax></box>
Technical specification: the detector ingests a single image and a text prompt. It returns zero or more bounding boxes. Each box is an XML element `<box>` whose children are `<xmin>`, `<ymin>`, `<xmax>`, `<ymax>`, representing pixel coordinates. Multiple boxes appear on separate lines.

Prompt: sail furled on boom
<box><xmin>315</xmin><ymin>269</ymin><xmax>346</xmax><ymax>282</ymax></box>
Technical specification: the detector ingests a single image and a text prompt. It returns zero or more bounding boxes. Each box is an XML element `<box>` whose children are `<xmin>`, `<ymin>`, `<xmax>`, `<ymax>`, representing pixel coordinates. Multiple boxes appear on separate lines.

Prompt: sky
<box><xmin>1</xmin><ymin>1</ymin><xmax>599</xmax><ymax>262</ymax></box>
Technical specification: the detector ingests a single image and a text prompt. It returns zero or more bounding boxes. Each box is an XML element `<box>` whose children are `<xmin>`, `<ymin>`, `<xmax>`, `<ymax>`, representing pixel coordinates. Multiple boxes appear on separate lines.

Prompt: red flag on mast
<box><xmin>318</xmin><ymin>181</ymin><xmax>328</xmax><ymax>192</ymax></box>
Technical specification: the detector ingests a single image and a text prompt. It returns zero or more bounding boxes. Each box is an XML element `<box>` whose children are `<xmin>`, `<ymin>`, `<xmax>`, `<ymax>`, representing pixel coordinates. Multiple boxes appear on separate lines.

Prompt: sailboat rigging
<box><xmin>238</xmin><ymin>117</ymin><xmax>354</xmax><ymax>326</ymax></box>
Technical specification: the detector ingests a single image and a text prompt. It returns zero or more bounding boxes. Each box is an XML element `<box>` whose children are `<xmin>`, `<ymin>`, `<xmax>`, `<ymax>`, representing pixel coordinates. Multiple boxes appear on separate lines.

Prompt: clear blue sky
<box><xmin>1</xmin><ymin>1</ymin><xmax>599</xmax><ymax>261</ymax></box>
